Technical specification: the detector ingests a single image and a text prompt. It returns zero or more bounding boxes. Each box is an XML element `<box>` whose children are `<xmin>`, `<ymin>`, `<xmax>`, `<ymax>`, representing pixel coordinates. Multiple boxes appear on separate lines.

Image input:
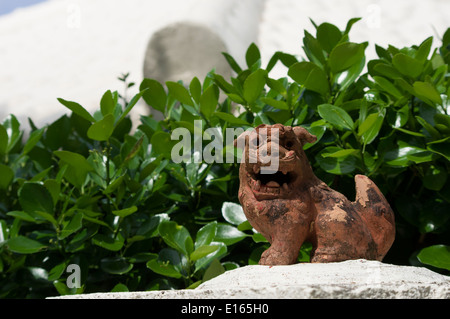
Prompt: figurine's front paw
<box><xmin>258</xmin><ymin>246</ymin><xmax>296</xmax><ymax>265</ymax></box>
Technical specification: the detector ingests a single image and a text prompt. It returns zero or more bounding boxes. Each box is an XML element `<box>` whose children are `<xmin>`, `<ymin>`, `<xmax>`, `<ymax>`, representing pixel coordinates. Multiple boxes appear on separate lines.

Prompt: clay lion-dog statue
<box><xmin>235</xmin><ymin>124</ymin><xmax>395</xmax><ymax>265</ymax></box>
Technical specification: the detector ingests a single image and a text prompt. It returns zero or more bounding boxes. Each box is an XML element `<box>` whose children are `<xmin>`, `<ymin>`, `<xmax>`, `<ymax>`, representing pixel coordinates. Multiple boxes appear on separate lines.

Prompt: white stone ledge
<box><xmin>50</xmin><ymin>259</ymin><xmax>450</xmax><ymax>299</ymax></box>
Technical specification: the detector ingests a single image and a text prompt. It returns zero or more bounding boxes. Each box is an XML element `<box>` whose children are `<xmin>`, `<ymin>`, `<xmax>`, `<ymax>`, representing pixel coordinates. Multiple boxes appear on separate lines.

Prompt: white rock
<box><xmin>50</xmin><ymin>259</ymin><xmax>450</xmax><ymax>299</ymax></box>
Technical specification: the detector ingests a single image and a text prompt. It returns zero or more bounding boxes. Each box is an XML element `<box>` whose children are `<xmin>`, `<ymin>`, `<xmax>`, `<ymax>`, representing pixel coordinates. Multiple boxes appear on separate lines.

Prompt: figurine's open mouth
<box><xmin>248</xmin><ymin>164</ymin><xmax>296</xmax><ymax>200</ymax></box>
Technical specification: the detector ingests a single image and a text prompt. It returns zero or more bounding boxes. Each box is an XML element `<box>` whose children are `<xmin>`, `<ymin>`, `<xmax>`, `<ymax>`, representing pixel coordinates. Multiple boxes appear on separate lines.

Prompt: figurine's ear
<box><xmin>293</xmin><ymin>126</ymin><xmax>317</xmax><ymax>145</ymax></box>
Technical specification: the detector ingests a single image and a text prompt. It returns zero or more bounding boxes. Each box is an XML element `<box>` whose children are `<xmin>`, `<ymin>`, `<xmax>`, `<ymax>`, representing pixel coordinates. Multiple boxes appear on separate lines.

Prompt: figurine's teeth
<box><xmin>283</xmin><ymin>183</ymin><xmax>289</xmax><ymax>191</ymax></box>
<box><xmin>266</xmin><ymin>181</ymin><xmax>280</xmax><ymax>188</ymax></box>
<box><xmin>255</xmin><ymin>180</ymin><xmax>261</xmax><ymax>191</ymax></box>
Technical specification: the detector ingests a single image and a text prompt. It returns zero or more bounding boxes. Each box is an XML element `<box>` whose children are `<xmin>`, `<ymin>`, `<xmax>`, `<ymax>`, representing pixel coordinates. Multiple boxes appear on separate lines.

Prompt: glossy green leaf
<box><xmin>92</xmin><ymin>234</ymin><xmax>124</xmax><ymax>251</ymax></box>
<box><xmin>140</xmin><ymin>78</ymin><xmax>167</xmax><ymax>112</ymax></box>
<box><xmin>190</xmin><ymin>245</ymin><xmax>219</xmax><ymax>262</ymax></box>
<box><xmin>158</xmin><ymin>220</ymin><xmax>194</xmax><ymax>256</ymax></box>
<box><xmin>101</xmin><ymin>256</ymin><xmax>133</xmax><ymax>275</ymax></box>
<box><xmin>87</xmin><ymin>114</ymin><xmax>115</xmax><ymax>141</ymax></box>
<box><xmin>358</xmin><ymin>112</ymin><xmax>384</xmax><ymax>145</ymax></box>
<box><xmin>221</xmin><ymin>202</ymin><xmax>246</xmax><ymax>226</ymax></box>
<box><xmin>22</xmin><ymin>127</ymin><xmax>45</xmax><ymax>155</ymax></box>
<box><xmin>195</xmin><ymin>221</ymin><xmax>217</xmax><ymax>249</ymax></box>
<box><xmin>0</xmin><ymin>124</ymin><xmax>7</xmax><ymax>155</ymax></box>
<box><xmin>329</xmin><ymin>42</ymin><xmax>365</xmax><ymax>73</ymax></box>
<box><xmin>214</xmin><ymin>224</ymin><xmax>248</xmax><ymax>246</ymax></box>
<box><xmin>19</xmin><ymin>182</ymin><xmax>54</xmax><ymax>215</ymax></box>
<box><xmin>422</xmin><ymin>165</ymin><xmax>447</xmax><ymax>191</ymax></box>
<box><xmin>54</xmin><ymin>151</ymin><xmax>94</xmax><ymax>188</ymax></box>
<box><xmin>317</xmin><ymin>104</ymin><xmax>354</xmax><ymax>130</ymax></box>
<box><xmin>146</xmin><ymin>258</ymin><xmax>182</xmax><ymax>279</ymax></box>
<box><xmin>373</xmin><ymin>76</ymin><xmax>402</xmax><ymax>99</ymax></box>
<box><xmin>392</xmin><ymin>53</ymin><xmax>423</xmax><ymax>78</ymax></box>
<box><xmin>202</xmin><ymin>258</ymin><xmax>225</xmax><ymax>282</ymax></box>
<box><xmin>417</xmin><ymin>245</ymin><xmax>450</xmax><ymax>270</ymax></box>
<box><xmin>59</xmin><ymin>212</ymin><xmax>83</xmax><ymax>240</ymax></box>
<box><xmin>0</xmin><ymin>164</ymin><xmax>14</xmax><ymax>190</ymax></box>
<box><xmin>415</xmin><ymin>36</ymin><xmax>433</xmax><ymax>62</ymax></box>
<box><xmin>316</xmin><ymin>22</ymin><xmax>342</xmax><ymax>53</ymax></box>
<box><xmin>2</xmin><ymin>114</ymin><xmax>22</xmax><ymax>153</ymax></box>
<box><xmin>288</xmin><ymin>62</ymin><xmax>329</xmax><ymax>95</ymax></box>
<box><xmin>100</xmin><ymin>90</ymin><xmax>115</xmax><ymax>116</ymax></box>
<box><xmin>200</xmin><ymin>84</ymin><xmax>219</xmax><ymax>118</ymax></box>
<box><xmin>243</xmin><ymin>69</ymin><xmax>266</xmax><ymax>104</ymax></box>
<box><xmin>413</xmin><ymin>81</ymin><xmax>443</xmax><ymax>106</ymax></box>
<box><xmin>117</xmin><ymin>89</ymin><xmax>146</xmax><ymax>125</ymax></box>
<box><xmin>194</xmin><ymin>242</ymin><xmax>227</xmax><ymax>273</ymax></box>
<box><xmin>222</xmin><ymin>52</ymin><xmax>243</xmax><ymax>74</ymax></box>
<box><xmin>316</xmin><ymin>146</ymin><xmax>357</xmax><ymax>174</ymax></box>
<box><xmin>57</xmin><ymin>98</ymin><xmax>95</xmax><ymax>122</ymax></box>
<box><xmin>150</xmin><ymin>131</ymin><xmax>177</xmax><ymax>158</ymax></box>
<box><xmin>245</xmin><ymin>42</ymin><xmax>261</xmax><ymax>68</ymax></box>
<box><xmin>189</xmin><ymin>77</ymin><xmax>202</xmax><ymax>104</ymax></box>
<box><xmin>112</xmin><ymin>206</ymin><xmax>137</xmax><ymax>218</ymax></box>
<box><xmin>7</xmin><ymin>236</ymin><xmax>47</xmax><ymax>254</ymax></box>
<box><xmin>213</xmin><ymin>112</ymin><xmax>250</xmax><ymax>126</ymax></box>
<box><xmin>166</xmin><ymin>81</ymin><xmax>194</xmax><ymax>106</ymax></box>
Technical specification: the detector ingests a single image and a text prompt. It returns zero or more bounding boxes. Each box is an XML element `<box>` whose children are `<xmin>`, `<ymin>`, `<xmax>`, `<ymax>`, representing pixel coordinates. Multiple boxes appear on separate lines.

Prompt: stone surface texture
<box><xmin>51</xmin><ymin>259</ymin><xmax>450</xmax><ymax>299</ymax></box>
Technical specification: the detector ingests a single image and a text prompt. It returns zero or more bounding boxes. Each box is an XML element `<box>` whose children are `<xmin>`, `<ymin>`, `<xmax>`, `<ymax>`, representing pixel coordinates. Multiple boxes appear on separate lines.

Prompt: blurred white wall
<box><xmin>0</xmin><ymin>0</ymin><xmax>448</xmax><ymax>128</ymax></box>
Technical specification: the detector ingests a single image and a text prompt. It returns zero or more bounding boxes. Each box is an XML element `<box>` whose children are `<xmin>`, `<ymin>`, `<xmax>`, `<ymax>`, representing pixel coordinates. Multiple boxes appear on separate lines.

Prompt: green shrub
<box><xmin>0</xmin><ymin>18</ymin><xmax>449</xmax><ymax>298</ymax></box>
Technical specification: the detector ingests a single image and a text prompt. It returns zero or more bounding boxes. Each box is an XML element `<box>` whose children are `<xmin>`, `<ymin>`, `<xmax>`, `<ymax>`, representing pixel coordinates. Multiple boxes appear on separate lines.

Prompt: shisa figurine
<box><xmin>235</xmin><ymin>124</ymin><xmax>395</xmax><ymax>265</ymax></box>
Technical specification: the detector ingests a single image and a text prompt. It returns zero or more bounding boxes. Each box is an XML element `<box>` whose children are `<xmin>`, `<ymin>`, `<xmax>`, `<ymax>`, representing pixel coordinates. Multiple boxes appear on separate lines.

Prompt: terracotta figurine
<box><xmin>235</xmin><ymin>124</ymin><xmax>395</xmax><ymax>265</ymax></box>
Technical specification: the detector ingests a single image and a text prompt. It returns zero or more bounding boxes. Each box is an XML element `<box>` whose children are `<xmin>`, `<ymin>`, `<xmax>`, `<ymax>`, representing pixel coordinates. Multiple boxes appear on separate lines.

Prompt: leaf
<box><xmin>0</xmin><ymin>124</ymin><xmax>7</xmax><ymax>155</ymax></box>
<box><xmin>417</xmin><ymin>245</ymin><xmax>450</xmax><ymax>271</ymax></box>
<box><xmin>200</xmin><ymin>84</ymin><xmax>219</xmax><ymax>118</ymax></box>
<box><xmin>150</xmin><ymin>131</ymin><xmax>177</xmax><ymax>158</ymax></box>
<box><xmin>202</xmin><ymin>258</ymin><xmax>225</xmax><ymax>282</ymax></box>
<box><xmin>7</xmin><ymin>236</ymin><xmax>47</xmax><ymax>254</ymax></box>
<box><xmin>245</xmin><ymin>43</ymin><xmax>261</xmax><ymax>68</ymax></box>
<box><xmin>194</xmin><ymin>242</ymin><xmax>227</xmax><ymax>273</ymax></box>
<box><xmin>22</xmin><ymin>127</ymin><xmax>45</xmax><ymax>155</ymax></box>
<box><xmin>117</xmin><ymin>89</ymin><xmax>146</xmax><ymax>124</ymax></box>
<box><xmin>189</xmin><ymin>77</ymin><xmax>202</xmax><ymax>104</ymax></box>
<box><xmin>87</xmin><ymin>114</ymin><xmax>115</xmax><ymax>141</ymax></box>
<box><xmin>92</xmin><ymin>234</ymin><xmax>124</xmax><ymax>251</ymax></box>
<box><xmin>57</xmin><ymin>98</ymin><xmax>95</xmax><ymax>122</ymax></box>
<box><xmin>146</xmin><ymin>258</ymin><xmax>182</xmax><ymax>279</ymax></box>
<box><xmin>288</xmin><ymin>62</ymin><xmax>329</xmax><ymax>96</ymax></box>
<box><xmin>59</xmin><ymin>212</ymin><xmax>83</xmax><ymax>240</ymax></box>
<box><xmin>54</xmin><ymin>151</ymin><xmax>94</xmax><ymax>188</ymax></box>
<box><xmin>392</xmin><ymin>53</ymin><xmax>423</xmax><ymax>78</ymax></box>
<box><xmin>413</xmin><ymin>81</ymin><xmax>443</xmax><ymax>106</ymax></box>
<box><xmin>195</xmin><ymin>221</ymin><xmax>217</xmax><ymax>249</ymax></box>
<box><xmin>422</xmin><ymin>165</ymin><xmax>447</xmax><ymax>191</ymax></box>
<box><xmin>213</xmin><ymin>112</ymin><xmax>250</xmax><ymax>126</ymax></box>
<box><xmin>316</xmin><ymin>146</ymin><xmax>357</xmax><ymax>175</ymax></box>
<box><xmin>158</xmin><ymin>221</ymin><xmax>194</xmax><ymax>256</ymax></box>
<box><xmin>321</xmin><ymin>148</ymin><xmax>358</xmax><ymax>158</ymax></box>
<box><xmin>2</xmin><ymin>114</ymin><xmax>22</xmax><ymax>153</ymax></box>
<box><xmin>101</xmin><ymin>256</ymin><xmax>133</xmax><ymax>275</ymax></box>
<box><xmin>373</xmin><ymin>76</ymin><xmax>402</xmax><ymax>99</ymax></box>
<box><xmin>140</xmin><ymin>79</ymin><xmax>167</xmax><ymax>112</ymax></box>
<box><xmin>0</xmin><ymin>164</ymin><xmax>14</xmax><ymax>190</ymax></box>
<box><xmin>243</xmin><ymin>69</ymin><xmax>267</xmax><ymax>104</ymax></box>
<box><xmin>19</xmin><ymin>182</ymin><xmax>54</xmax><ymax>215</ymax></box>
<box><xmin>329</xmin><ymin>42</ymin><xmax>365</xmax><ymax>73</ymax></box>
<box><xmin>100</xmin><ymin>90</ymin><xmax>115</xmax><ymax>116</ymax></box>
<box><xmin>317</xmin><ymin>104</ymin><xmax>354</xmax><ymax>130</ymax></box>
<box><xmin>166</xmin><ymin>81</ymin><xmax>194</xmax><ymax>106</ymax></box>
<box><xmin>260</xmin><ymin>97</ymin><xmax>289</xmax><ymax>110</ymax></box>
<box><xmin>215</xmin><ymin>224</ymin><xmax>248</xmax><ymax>246</ymax></box>
<box><xmin>316</xmin><ymin>22</ymin><xmax>342</xmax><ymax>53</ymax></box>
<box><xmin>190</xmin><ymin>245</ymin><xmax>219</xmax><ymax>262</ymax></box>
<box><xmin>112</xmin><ymin>206</ymin><xmax>138</xmax><ymax>218</ymax></box>
<box><xmin>358</xmin><ymin>112</ymin><xmax>384</xmax><ymax>145</ymax></box>
<box><xmin>222</xmin><ymin>52</ymin><xmax>243</xmax><ymax>74</ymax></box>
<box><xmin>415</xmin><ymin>36</ymin><xmax>433</xmax><ymax>62</ymax></box>
<box><xmin>221</xmin><ymin>202</ymin><xmax>246</xmax><ymax>226</ymax></box>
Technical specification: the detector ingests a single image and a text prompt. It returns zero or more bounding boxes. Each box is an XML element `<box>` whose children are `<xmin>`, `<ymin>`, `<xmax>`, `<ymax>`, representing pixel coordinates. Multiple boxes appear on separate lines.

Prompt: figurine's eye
<box><xmin>285</xmin><ymin>140</ymin><xmax>294</xmax><ymax>149</ymax></box>
<box><xmin>251</xmin><ymin>137</ymin><xmax>260</xmax><ymax>147</ymax></box>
